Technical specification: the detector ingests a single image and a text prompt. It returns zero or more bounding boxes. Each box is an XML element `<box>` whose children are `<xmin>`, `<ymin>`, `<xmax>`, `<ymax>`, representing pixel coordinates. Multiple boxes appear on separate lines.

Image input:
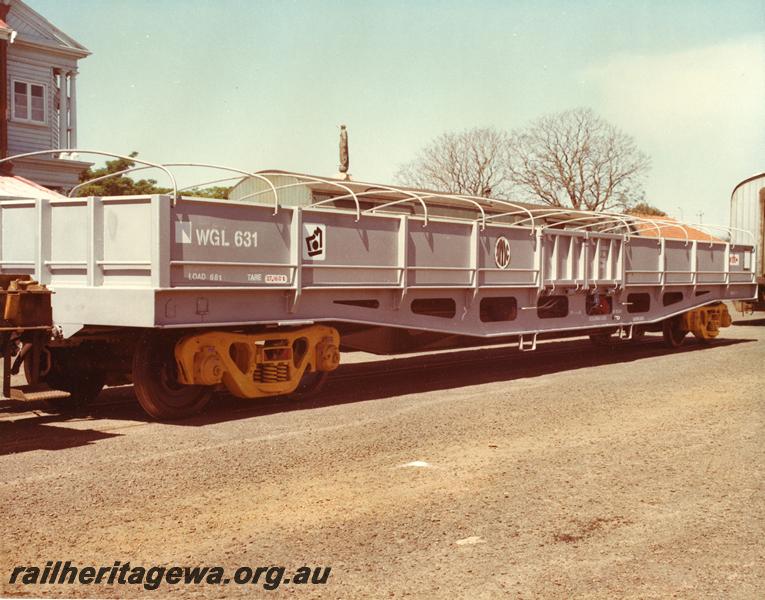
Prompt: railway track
<box><xmin>0</xmin><ymin>332</ymin><xmax>720</xmax><ymax>428</ymax></box>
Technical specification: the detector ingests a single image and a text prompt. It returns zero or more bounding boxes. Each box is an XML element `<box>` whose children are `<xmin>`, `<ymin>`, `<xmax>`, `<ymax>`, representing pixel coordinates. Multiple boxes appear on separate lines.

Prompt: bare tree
<box><xmin>396</xmin><ymin>127</ymin><xmax>512</xmax><ymax>197</ymax></box>
<box><xmin>506</xmin><ymin>108</ymin><xmax>650</xmax><ymax>211</ymax></box>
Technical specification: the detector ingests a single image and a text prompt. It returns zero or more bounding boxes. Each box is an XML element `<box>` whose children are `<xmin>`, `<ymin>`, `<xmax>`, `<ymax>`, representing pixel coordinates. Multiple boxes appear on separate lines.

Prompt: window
<box><xmin>480</xmin><ymin>297</ymin><xmax>517</xmax><ymax>322</ymax></box>
<box><xmin>411</xmin><ymin>298</ymin><xmax>456</xmax><ymax>319</ymax></box>
<box><xmin>333</xmin><ymin>299</ymin><xmax>379</xmax><ymax>309</ymax></box>
<box><xmin>586</xmin><ymin>293</ymin><xmax>612</xmax><ymax>315</ymax></box>
<box><xmin>537</xmin><ymin>295</ymin><xmax>568</xmax><ymax>319</ymax></box>
<box><xmin>626</xmin><ymin>293</ymin><xmax>650</xmax><ymax>313</ymax></box>
<box><xmin>12</xmin><ymin>80</ymin><xmax>46</xmax><ymax>124</ymax></box>
<box><xmin>663</xmin><ymin>292</ymin><xmax>683</xmax><ymax>306</ymax></box>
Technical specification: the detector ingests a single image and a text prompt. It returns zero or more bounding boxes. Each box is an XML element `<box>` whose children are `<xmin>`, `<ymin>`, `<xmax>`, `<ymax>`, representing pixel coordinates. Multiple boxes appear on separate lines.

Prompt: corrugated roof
<box><xmin>0</xmin><ymin>175</ymin><xmax>65</xmax><ymax>200</ymax></box>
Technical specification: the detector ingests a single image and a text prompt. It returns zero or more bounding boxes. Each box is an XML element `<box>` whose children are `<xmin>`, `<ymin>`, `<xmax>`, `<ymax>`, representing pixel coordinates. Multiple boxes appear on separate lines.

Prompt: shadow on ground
<box><xmin>732</xmin><ymin>317</ymin><xmax>765</xmax><ymax>326</ymax></box>
<box><xmin>0</xmin><ymin>334</ymin><xmax>755</xmax><ymax>455</ymax></box>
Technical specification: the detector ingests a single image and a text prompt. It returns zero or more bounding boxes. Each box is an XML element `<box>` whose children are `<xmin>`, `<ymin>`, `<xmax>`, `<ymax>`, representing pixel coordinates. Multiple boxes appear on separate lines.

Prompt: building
<box><xmin>0</xmin><ymin>0</ymin><xmax>91</xmax><ymax>191</ymax></box>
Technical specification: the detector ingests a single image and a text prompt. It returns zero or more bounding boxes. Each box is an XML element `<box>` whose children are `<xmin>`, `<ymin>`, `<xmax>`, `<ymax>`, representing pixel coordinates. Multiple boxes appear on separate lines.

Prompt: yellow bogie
<box><xmin>174</xmin><ymin>325</ymin><xmax>340</xmax><ymax>399</ymax></box>
<box><xmin>680</xmin><ymin>303</ymin><xmax>732</xmax><ymax>341</ymax></box>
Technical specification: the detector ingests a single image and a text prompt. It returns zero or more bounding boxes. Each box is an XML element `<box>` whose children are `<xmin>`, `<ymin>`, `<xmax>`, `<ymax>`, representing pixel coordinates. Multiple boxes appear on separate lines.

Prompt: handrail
<box><xmin>0</xmin><ymin>149</ymin><xmax>179</xmax><ymax>201</ymax></box>
<box><xmin>602</xmin><ymin>216</ymin><xmax>690</xmax><ymax>245</ymax></box>
<box><xmin>238</xmin><ymin>183</ymin><xmax>423</xmax><ymax>224</ymax></box>
<box><xmin>455</xmin><ymin>195</ymin><xmax>533</xmax><ymax>233</ymax></box>
<box><xmin>675</xmin><ymin>221</ymin><xmax>739</xmax><ymax>246</ymax></box>
<box><xmin>358</xmin><ymin>185</ymin><xmax>431</xmax><ymax>227</ymax></box>
<box><xmin>0</xmin><ymin>151</ymin><xmax>749</xmax><ymax>249</ymax></box>
<box><xmin>551</xmin><ymin>213</ymin><xmax>632</xmax><ymax>235</ymax></box>
<box><xmin>256</xmin><ymin>171</ymin><xmax>362</xmax><ymax>221</ymax></box>
<box><xmin>626</xmin><ymin>215</ymin><xmax>663</xmax><ymax>242</ymax></box>
<box><xmin>238</xmin><ymin>181</ymin><xmax>520</xmax><ymax>232</ymax></box>
<box><xmin>68</xmin><ymin>164</ymin><xmax>153</xmax><ymax>197</ymax></box>
<box><xmin>164</xmin><ymin>164</ymin><xmax>280</xmax><ymax>214</ymax></box>
<box><xmin>177</xmin><ymin>175</ymin><xmax>247</xmax><ymax>194</ymax></box>
<box><xmin>235</xmin><ymin>179</ymin><xmax>312</xmax><ymax>202</ymax></box>
<box><xmin>595</xmin><ymin>215</ymin><xmax>681</xmax><ymax>244</ymax></box>
<box><xmin>71</xmin><ymin>167</ymin><xmax>248</xmax><ymax>200</ymax></box>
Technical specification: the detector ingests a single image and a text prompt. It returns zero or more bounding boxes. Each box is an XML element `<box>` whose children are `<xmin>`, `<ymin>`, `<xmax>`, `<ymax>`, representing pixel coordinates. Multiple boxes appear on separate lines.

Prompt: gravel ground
<box><xmin>0</xmin><ymin>313</ymin><xmax>763</xmax><ymax>599</ymax></box>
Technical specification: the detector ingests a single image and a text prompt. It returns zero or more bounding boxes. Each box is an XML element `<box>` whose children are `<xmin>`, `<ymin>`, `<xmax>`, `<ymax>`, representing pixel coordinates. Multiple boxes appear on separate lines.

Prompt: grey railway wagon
<box><xmin>0</xmin><ymin>151</ymin><xmax>758</xmax><ymax>418</ymax></box>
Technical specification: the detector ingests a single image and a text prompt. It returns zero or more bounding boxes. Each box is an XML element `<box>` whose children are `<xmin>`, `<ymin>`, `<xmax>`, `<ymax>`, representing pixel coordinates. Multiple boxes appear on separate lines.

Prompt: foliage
<box><xmin>506</xmin><ymin>108</ymin><xmax>650</xmax><ymax>211</ymax></box>
<box><xmin>76</xmin><ymin>152</ymin><xmax>169</xmax><ymax>197</ymax></box>
<box><xmin>397</xmin><ymin>109</ymin><xmax>651</xmax><ymax>212</ymax></box>
<box><xmin>625</xmin><ymin>202</ymin><xmax>667</xmax><ymax>217</ymax></box>
<box><xmin>181</xmin><ymin>186</ymin><xmax>231</xmax><ymax>199</ymax></box>
<box><xmin>396</xmin><ymin>127</ymin><xmax>512</xmax><ymax>198</ymax></box>
<box><xmin>76</xmin><ymin>153</ymin><xmax>232</xmax><ymax>199</ymax></box>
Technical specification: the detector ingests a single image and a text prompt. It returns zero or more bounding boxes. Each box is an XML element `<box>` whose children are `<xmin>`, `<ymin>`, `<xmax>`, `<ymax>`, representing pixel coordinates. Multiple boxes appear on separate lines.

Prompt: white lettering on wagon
<box><xmin>174</xmin><ymin>221</ymin><xmax>259</xmax><ymax>248</ymax></box>
<box><xmin>265</xmin><ymin>274</ymin><xmax>288</xmax><ymax>284</ymax></box>
<box><xmin>186</xmin><ymin>272</ymin><xmax>223</xmax><ymax>281</ymax></box>
<box><xmin>195</xmin><ymin>228</ymin><xmax>231</xmax><ymax>247</ymax></box>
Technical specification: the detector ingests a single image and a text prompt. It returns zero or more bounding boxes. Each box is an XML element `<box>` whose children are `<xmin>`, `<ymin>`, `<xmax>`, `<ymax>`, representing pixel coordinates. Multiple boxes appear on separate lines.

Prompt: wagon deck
<box><xmin>1</xmin><ymin>169</ymin><xmax>756</xmax><ymax>337</ymax></box>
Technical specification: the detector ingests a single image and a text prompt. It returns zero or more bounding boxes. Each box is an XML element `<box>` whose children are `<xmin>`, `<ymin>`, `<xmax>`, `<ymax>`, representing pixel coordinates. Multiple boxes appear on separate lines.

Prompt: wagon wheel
<box><xmin>24</xmin><ymin>347</ymin><xmax>105</xmax><ymax>413</ymax></box>
<box><xmin>132</xmin><ymin>331</ymin><xmax>212</xmax><ymax>420</ymax></box>
<box><xmin>662</xmin><ymin>316</ymin><xmax>688</xmax><ymax>348</ymax></box>
<box><xmin>290</xmin><ymin>369</ymin><xmax>329</xmax><ymax>400</ymax></box>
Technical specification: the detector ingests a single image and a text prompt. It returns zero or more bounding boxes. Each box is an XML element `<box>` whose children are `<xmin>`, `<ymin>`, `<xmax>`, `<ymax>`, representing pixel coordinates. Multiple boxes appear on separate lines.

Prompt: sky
<box><xmin>29</xmin><ymin>0</ymin><xmax>765</xmax><ymax>226</ymax></box>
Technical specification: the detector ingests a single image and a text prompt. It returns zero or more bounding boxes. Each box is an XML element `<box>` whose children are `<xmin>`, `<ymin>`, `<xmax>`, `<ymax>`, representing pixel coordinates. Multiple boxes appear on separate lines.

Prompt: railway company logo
<box><xmin>303</xmin><ymin>224</ymin><xmax>326</xmax><ymax>260</ymax></box>
<box><xmin>175</xmin><ymin>221</ymin><xmax>192</xmax><ymax>245</ymax></box>
<box><xmin>494</xmin><ymin>236</ymin><xmax>511</xmax><ymax>269</ymax></box>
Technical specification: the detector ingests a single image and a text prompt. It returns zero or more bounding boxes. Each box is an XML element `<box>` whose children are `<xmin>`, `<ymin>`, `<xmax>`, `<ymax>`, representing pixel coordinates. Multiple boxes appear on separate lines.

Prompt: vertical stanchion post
<box><xmin>396</xmin><ymin>214</ymin><xmax>409</xmax><ymax>309</ymax></box>
<box><xmin>2</xmin><ymin>338</ymin><xmax>11</xmax><ymax>399</ymax></box>
<box><xmin>289</xmin><ymin>207</ymin><xmax>302</xmax><ymax>313</ymax></box>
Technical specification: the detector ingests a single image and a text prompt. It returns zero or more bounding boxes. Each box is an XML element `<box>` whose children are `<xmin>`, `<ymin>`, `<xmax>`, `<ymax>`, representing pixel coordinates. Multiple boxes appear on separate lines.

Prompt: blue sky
<box><xmin>30</xmin><ymin>0</ymin><xmax>765</xmax><ymax>225</ymax></box>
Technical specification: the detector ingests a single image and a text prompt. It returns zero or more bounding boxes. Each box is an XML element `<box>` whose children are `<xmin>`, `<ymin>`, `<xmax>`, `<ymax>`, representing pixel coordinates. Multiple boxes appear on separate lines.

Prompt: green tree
<box><xmin>625</xmin><ymin>202</ymin><xmax>667</xmax><ymax>217</ymax></box>
<box><xmin>76</xmin><ymin>153</ymin><xmax>231</xmax><ymax>199</ymax></box>
<box><xmin>181</xmin><ymin>186</ymin><xmax>232</xmax><ymax>199</ymax></box>
<box><xmin>76</xmin><ymin>152</ymin><xmax>169</xmax><ymax>197</ymax></box>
